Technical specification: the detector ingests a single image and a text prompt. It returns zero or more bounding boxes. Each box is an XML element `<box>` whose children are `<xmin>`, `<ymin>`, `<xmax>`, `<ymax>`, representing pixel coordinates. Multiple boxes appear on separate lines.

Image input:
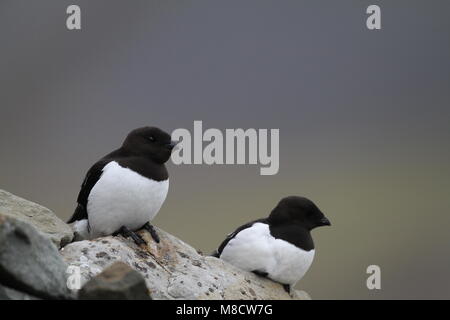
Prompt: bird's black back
<box><xmin>67</xmin><ymin>159</ymin><xmax>109</xmax><ymax>223</ymax></box>
<box><xmin>213</xmin><ymin>218</ymin><xmax>268</xmax><ymax>257</ymax></box>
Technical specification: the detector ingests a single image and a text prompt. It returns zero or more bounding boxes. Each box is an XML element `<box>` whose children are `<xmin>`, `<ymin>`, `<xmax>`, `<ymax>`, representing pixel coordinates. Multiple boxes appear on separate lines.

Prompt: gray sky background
<box><xmin>1</xmin><ymin>1</ymin><xmax>449</xmax><ymax>299</ymax></box>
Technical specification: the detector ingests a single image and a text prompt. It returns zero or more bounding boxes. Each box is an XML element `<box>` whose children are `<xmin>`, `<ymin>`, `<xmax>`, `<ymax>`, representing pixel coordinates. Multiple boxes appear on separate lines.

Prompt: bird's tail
<box><xmin>210</xmin><ymin>250</ymin><xmax>220</xmax><ymax>258</ymax></box>
<box><xmin>67</xmin><ymin>204</ymin><xmax>87</xmax><ymax>224</ymax></box>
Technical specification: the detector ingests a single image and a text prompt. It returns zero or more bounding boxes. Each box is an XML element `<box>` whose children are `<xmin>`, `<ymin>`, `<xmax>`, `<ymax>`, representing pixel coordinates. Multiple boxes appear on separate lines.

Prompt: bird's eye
<box><xmin>148</xmin><ymin>136</ymin><xmax>155</xmax><ymax>142</ymax></box>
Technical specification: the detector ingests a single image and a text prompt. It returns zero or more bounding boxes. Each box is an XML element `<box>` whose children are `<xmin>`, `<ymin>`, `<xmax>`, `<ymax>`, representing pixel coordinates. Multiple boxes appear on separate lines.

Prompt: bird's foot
<box><xmin>115</xmin><ymin>226</ymin><xmax>146</xmax><ymax>247</ymax></box>
<box><xmin>142</xmin><ymin>222</ymin><xmax>160</xmax><ymax>243</ymax></box>
<box><xmin>282</xmin><ymin>284</ymin><xmax>291</xmax><ymax>294</ymax></box>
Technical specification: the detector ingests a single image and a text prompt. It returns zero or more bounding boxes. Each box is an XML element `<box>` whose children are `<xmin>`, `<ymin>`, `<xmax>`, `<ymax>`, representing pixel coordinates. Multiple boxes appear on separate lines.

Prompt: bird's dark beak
<box><xmin>319</xmin><ymin>217</ymin><xmax>331</xmax><ymax>226</ymax></box>
<box><xmin>166</xmin><ymin>140</ymin><xmax>178</xmax><ymax>151</ymax></box>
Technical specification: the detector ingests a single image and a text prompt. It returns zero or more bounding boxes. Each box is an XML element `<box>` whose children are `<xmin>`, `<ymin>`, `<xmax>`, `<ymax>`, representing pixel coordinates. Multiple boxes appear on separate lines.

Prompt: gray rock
<box><xmin>0</xmin><ymin>189</ymin><xmax>73</xmax><ymax>247</ymax></box>
<box><xmin>0</xmin><ymin>284</ymin><xmax>40</xmax><ymax>300</ymax></box>
<box><xmin>0</xmin><ymin>214</ymin><xmax>73</xmax><ymax>299</ymax></box>
<box><xmin>78</xmin><ymin>261</ymin><xmax>150</xmax><ymax>300</ymax></box>
<box><xmin>61</xmin><ymin>227</ymin><xmax>311</xmax><ymax>300</ymax></box>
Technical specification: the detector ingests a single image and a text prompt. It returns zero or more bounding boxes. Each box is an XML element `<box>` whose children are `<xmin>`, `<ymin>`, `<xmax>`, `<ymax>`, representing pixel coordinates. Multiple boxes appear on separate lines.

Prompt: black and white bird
<box><xmin>68</xmin><ymin>127</ymin><xmax>177</xmax><ymax>245</ymax></box>
<box><xmin>213</xmin><ymin>196</ymin><xmax>331</xmax><ymax>293</ymax></box>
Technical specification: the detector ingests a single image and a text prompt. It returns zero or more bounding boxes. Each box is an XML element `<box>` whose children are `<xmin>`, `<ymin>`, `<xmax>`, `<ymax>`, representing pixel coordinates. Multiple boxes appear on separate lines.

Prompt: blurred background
<box><xmin>1</xmin><ymin>1</ymin><xmax>449</xmax><ymax>299</ymax></box>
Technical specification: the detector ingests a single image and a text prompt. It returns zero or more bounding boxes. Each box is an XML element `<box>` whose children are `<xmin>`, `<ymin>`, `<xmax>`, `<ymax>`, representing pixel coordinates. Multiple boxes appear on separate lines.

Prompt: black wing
<box><xmin>67</xmin><ymin>160</ymin><xmax>109</xmax><ymax>223</ymax></box>
<box><xmin>212</xmin><ymin>218</ymin><xmax>267</xmax><ymax>257</ymax></box>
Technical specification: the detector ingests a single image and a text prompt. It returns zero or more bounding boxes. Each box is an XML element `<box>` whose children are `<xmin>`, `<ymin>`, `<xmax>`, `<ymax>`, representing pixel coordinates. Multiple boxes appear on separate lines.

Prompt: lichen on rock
<box><xmin>61</xmin><ymin>227</ymin><xmax>310</xmax><ymax>300</ymax></box>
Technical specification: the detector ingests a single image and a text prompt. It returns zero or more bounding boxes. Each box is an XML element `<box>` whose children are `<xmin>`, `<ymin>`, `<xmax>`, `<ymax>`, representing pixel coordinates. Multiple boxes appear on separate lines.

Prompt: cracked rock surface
<box><xmin>61</xmin><ymin>228</ymin><xmax>310</xmax><ymax>300</ymax></box>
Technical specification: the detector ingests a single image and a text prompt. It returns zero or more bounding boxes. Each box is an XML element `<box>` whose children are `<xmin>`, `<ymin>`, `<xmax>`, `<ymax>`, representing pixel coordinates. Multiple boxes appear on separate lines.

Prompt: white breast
<box><xmin>220</xmin><ymin>223</ymin><xmax>315</xmax><ymax>286</ymax></box>
<box><xmin>87</xmin><ymin>161</ymin><xmax>169</xmax><ymax>238</ymax></box>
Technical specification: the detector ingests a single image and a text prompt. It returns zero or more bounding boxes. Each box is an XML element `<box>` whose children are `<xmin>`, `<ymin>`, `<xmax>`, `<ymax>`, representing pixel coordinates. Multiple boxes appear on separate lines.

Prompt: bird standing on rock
<box><xmin>68</xmin><ymin>127</ymin><xmax>177</xmax><ymax>246</ymax></box>
<box><xmin>213</xmin><ymin>196</ymin><xmax>331</xmax><ymax>293</ymax></box>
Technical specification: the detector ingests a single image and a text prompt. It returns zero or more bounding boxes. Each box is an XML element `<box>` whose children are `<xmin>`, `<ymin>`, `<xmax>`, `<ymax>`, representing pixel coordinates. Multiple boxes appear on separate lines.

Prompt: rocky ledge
<box><xmin>0</xmin><ymin>189</ymin><xmax>310</xmax><ymax>300</ymax></box>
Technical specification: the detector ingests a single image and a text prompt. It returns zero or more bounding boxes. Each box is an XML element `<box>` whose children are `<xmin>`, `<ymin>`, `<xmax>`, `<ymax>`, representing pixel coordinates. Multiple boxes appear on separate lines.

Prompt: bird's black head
<box><xmin>268</xmin><ymin>196</ymin><xmax>331</xmax><ymax>230</ymax></box>
<box><xmin>122</xmin><ymin>127</ymin><xmax>177</xmax><ymax>164</ymax></box>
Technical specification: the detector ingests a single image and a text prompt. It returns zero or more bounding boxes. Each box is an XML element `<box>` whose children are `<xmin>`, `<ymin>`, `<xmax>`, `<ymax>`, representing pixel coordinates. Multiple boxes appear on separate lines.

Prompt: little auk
<box><xmin>68</xmin><ymin>126</ymin><xmax>176</xmax><ymax>246</ymax></box>
<box><xmin>213</xmin><ymin>196</ymin><xmax>331</xmax><ymax>293</ymax></box>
